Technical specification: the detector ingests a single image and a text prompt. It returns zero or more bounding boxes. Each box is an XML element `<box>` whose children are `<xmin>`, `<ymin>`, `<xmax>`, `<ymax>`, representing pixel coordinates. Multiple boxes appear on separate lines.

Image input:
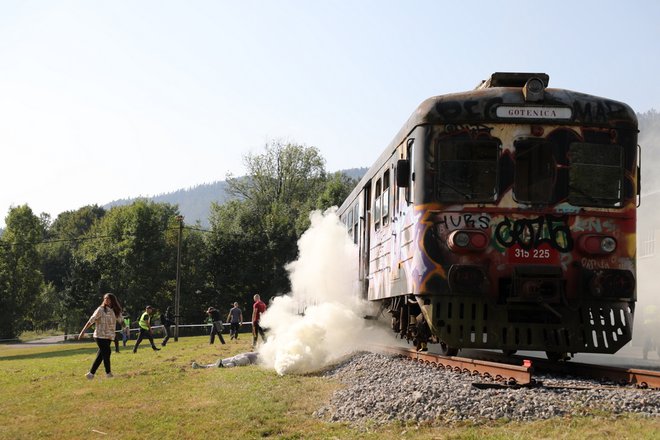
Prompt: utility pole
<box><xmin>174</xmin><ymin>215</ymin><xmax>184</xmax><ymax>341</ymax></box>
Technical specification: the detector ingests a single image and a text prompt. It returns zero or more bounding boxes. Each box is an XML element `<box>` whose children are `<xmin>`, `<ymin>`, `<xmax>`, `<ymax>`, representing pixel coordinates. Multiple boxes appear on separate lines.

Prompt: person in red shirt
<box><xmin>251</xmin><ymin>294</ymin><xmax>267</xmax><ymax>347</ymax></box>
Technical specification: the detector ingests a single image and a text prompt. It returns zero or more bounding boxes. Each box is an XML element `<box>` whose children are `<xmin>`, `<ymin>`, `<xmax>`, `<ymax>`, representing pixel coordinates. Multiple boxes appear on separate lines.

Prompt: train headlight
<box><xmin>453</xmin><ymin>232</ymin><xmax>470</xmax><ymax>247</ymax></box>
<box><xmin>600</xmin><ymin>237</ymin><xmax>617</xmax><ymax>253</ymax></box>
<box><xmin>523</xmin><ymin>77</ymin><xmax>545</xmax><ymax>102</ymax></box>
<box><xmin>578</xmin><ymin>234</ymin><xmax>617</xmax><ymax>255</ymax></box>
<box><xmin>447</xmin><ymin>230</ymin><xmax>489</xmax><ymax>253</ymax></box>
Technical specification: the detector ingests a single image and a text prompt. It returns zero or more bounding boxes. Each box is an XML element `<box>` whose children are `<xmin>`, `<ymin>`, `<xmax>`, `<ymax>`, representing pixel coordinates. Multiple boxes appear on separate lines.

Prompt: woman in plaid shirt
<box><xmin>78</xmin><ymin>293</ymin><xmax>124</xmax><ymax>379</ymax></box>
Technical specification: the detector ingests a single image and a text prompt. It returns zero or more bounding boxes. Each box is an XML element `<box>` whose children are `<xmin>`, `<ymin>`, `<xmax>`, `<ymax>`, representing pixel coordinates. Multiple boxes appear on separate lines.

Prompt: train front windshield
<box><xmin>432</xmin><ymin>127</ymin><xmax>629</xmax><ymax>208</ymax></box>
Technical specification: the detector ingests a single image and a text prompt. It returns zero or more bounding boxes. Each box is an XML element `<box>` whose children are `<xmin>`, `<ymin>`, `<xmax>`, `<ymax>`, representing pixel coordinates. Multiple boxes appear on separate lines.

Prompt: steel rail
<box><xmin>524</xmin><ymin>356</ymin><xmax>660</xmax><ymax>389</ymax></box>
<box><xmin>377</xmin><ymin>345</ymin><xmax>533</xmax><ymax>385</ymax></box>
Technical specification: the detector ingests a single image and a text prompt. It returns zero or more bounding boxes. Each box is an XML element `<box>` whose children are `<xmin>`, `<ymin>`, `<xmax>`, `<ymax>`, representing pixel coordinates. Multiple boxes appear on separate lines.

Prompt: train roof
<box><xmin>397</xmin><ymin>72</ymin><xmax>638</xmax><ymax>141</ymax></box>
<box><xmin>338</xmin><ymin>73</ymin><xmax>638</xmax><ymax>212</ymax></box>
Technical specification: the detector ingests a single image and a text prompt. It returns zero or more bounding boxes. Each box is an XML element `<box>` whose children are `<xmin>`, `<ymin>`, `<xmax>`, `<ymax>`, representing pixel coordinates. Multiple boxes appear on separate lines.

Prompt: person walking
<box><xmin>133</xmin><ymin>305</ymin><xmax>161</xmax><ymax>353</ymax></box>
<box><xmin>113</xmin><ymin>319</ymin><xmax>123</xmax><ymax>353</ymax></box>
<box><xmin>161</xmin><ymin>306</ymin><xmax>174</xmax><ymax>347</ymax></box>
<box><xmin>121</xmin><ymin>312</ymin><xmax>131</xmax><ymax>346</ymax></box>
<box><xmin>251</xmin><ymin>294</ymin><xmax>267</xmax><ymax>348</ymax></box>
<box><xmin>78</xmin><ymin>293</ymin><xmax>124</xmax><ymax>379</ymax></box>
<box><xmin>206</xmin><ymin>307</ymin><xmax>226</xmax><ymax>345</ymax></box>
<box><xmin>226</xmin><ymin>302</ymin><xmax>243</xmax><ymax>340</ymax></box>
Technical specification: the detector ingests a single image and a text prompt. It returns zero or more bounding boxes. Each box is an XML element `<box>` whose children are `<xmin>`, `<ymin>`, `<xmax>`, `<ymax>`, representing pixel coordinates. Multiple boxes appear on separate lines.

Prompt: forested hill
<box><xmin>104</xmin><ymin>167</ymin><xmax>368</xmax><ymax>228</ymax></box>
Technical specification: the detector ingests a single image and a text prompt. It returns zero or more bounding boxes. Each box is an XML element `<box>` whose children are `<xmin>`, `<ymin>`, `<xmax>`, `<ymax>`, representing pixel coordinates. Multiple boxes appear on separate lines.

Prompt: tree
<box><xmin>72</xmin><ymin>200</ymin><xmax>180</xmax><ymax>320</ymax></box>
<box><xmin>211</xmin><ymin>141</ymin><xmax>329</xmax><ymax>305</ymax></box>
<box><xmin>316</xmin><ymin>171</ymin><xmax>357</xmax><ymax>210</ymax></box>
<box><xmin>38</xmin><ymin>205</ymin><xmax>107</xmax><ymax>335</ymax></box>
<box><xmin>0</xmin><ymin>205</ymin><xmax>45</xmax><ymax>339</ymax></box>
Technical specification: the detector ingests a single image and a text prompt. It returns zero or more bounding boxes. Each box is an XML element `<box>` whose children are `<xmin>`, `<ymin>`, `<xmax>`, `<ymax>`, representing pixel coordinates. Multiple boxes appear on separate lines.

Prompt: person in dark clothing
<box><xmin>161</xmin><ymin>306</ymin><xmax>174</xmax><ymax>347</ymax></box>
<box><xmin>121</xmin><ymin>313</ymin><xmax>131</xmax><ymax>346</ymax></box>
<box><xmin>206</xmin><ymin>307</ymin><xmax>226</xmax><ymax>345</ymax></box>
<box><xmin>133</xmin><ymin>305</ymin><xmax>161</xmax><ymax>353</ymax></box>
<box><xmin>114</xmin><ymin>320</ymin><xmax>122</xmax><ymax>353</ymax></box>
<box><xmin>226</xmin><ymin>302</ymin><xmax>243</xmax><ymax>340</ymax></box>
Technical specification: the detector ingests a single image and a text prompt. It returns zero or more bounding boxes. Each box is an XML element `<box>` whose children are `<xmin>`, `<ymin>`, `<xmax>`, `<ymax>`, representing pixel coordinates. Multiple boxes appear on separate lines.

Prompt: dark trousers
<box><xmin>133</xmin><ymin>328</ymin><xmax>157</xmax><ymax>352</ymax></box>
<box><xmin>252</xmin><ymin>321</ymin><xmax>265</xmax><ymax>345</ymax></box>
<box><xmin>162</xmin><ymin>324</ymin><xmax>171</xmax><ymax>346</ymax></box>
<box><xmin>91</xmin><ymin>338</ymin><xmax>112</xmax><ymax>374</ymax></box>
<box><xmin>210</xmin><ymin>321</ymin><xmax>226</xmax><ymax>344</ymax></box>
<box><xmin>114</xmin><ymin>332</ymin><xmax>120</xmax><ymax>352</ymax></box>
<box><xmin>229</xmin><ymin>322</ymin><xmax>240</xmax><ymax>339</ymax></box>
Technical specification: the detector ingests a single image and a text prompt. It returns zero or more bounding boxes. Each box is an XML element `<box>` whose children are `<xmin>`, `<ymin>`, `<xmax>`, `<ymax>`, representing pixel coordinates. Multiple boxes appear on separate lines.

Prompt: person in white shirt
<box><xmin>78</xmin><ymin>293</ymin><xmax>124</xmax><ymax>379</ymax></box>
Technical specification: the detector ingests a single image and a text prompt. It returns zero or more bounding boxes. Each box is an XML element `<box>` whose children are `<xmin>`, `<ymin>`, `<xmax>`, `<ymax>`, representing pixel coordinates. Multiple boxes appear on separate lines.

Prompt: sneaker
<box><xmin>191</xmin><ymin>362</ymin><xmax>200</xmax><ymax>369</ymax></box>
<box><xmin>85</xmin><ymin>372</ymin><xmax>94</xmax><ymax>380</ymax></box>
<box><xmin>153</xmin><ymin>347</ymin><xmax>161</xmax><ymax>351</ymax></box>
<box><xmin>106</xmin><ymin>373</ymin><xmax>114</xmax><ymax>378</ymax></box>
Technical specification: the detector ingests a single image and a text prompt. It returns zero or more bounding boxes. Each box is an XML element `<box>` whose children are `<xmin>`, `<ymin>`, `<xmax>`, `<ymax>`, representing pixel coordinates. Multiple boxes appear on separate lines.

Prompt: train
<box><xmin>338</xmin><ymin>72</ymin><xmax>640</xmax><ymax>361</ymax></box>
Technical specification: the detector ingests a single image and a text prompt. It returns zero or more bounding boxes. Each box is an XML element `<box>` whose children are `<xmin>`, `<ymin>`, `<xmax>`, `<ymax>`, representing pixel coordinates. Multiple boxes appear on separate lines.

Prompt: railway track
<box><xmin>378</xmin><ymin>345</ymin><xmax>660</xmax><ymax>389</ymax></box>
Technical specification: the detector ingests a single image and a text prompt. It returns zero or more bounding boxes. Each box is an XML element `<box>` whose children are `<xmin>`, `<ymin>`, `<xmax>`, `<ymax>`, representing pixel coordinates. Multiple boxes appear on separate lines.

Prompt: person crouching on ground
<box><xmin>78</xmin><ymin>293</ymin><xmax>124</xmax><ymax>379</ymax></box>
<box><xmin>133</xmin><ymin>305</ymin><xmax>161</xmax><ymax>353</ymax></box>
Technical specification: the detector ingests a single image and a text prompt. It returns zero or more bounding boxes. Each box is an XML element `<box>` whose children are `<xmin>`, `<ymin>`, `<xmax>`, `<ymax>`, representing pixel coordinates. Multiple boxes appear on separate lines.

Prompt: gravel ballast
<box><xmin>314</xmin><ymin>352</ymin><xmax>660</xmax><ymax>425</ymax></box>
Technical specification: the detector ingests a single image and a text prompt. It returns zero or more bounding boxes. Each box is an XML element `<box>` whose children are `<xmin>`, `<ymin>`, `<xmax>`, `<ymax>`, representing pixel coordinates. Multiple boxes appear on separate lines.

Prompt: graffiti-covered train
<box><xmin>338</xmin><ymin>72</ymin><xmax>640</xmax><ymax>361</ymax></box>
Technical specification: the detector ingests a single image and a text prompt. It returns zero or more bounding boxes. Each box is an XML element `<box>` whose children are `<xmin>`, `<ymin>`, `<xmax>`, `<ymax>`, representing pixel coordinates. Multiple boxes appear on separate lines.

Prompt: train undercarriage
<box><xmin>383</xmin><ymin>294</ymin><xmax>635</xmax><ymax>361</ymax></box>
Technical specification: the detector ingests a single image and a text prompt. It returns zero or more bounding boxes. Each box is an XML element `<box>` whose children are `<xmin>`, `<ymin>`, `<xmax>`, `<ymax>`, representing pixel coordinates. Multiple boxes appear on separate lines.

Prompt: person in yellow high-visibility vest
<box><xmin>133</xmin><ymin>305</ymin><xmax>161</xmax><ymax>353</ymax></box>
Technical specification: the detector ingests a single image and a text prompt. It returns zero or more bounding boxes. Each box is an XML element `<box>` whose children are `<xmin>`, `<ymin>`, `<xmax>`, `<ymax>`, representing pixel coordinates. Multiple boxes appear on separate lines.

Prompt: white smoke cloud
<box><xmin>258</xmin><ymin>208</ymin><xmax>396</xmax><ymax>375</ymax></box>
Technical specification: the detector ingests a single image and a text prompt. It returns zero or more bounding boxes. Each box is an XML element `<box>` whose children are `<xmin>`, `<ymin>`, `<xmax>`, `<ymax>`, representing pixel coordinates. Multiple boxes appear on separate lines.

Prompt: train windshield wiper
<box><xmin>438</xmin><ymin>178</ymin><xmax>472</xmax><ymax>200</ymax></box>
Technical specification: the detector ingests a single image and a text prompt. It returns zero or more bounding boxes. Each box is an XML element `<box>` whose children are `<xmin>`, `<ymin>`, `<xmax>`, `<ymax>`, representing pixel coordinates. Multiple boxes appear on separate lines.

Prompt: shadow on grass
<box><xmin>0</xmin><ymin>346</ymin><xmax>98</xmax><ymax>361</ymax></box>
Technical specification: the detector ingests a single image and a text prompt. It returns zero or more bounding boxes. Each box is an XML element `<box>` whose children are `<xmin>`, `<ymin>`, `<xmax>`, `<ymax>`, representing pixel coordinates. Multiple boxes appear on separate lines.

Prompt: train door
<box><xmin>359</xmin><ymin>181</ymin><xmax>371</xmax><ymax>299</ymax></box>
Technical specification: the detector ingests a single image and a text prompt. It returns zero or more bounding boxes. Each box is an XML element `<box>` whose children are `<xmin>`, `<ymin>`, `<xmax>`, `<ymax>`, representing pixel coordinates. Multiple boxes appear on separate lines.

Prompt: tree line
<box><xmin>0</xmin><ymin>141</ymin><xmax>357</xmax><ymax>340</ymax></box>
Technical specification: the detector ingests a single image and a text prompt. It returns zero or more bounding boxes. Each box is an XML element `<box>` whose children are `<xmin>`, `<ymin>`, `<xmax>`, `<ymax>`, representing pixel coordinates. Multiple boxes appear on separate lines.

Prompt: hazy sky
<box><xmin>1</xmin><ymin>0</ymin><xmax>659</xmax><ymax>226</ymax></box>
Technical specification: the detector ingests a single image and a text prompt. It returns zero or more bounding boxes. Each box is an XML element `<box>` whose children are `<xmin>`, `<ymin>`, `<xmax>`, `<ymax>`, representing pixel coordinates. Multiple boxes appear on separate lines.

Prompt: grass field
<box><xmin>1</xmin><ymin>335</ymin><xmax>658</xmax><ymax>440</ymax></box>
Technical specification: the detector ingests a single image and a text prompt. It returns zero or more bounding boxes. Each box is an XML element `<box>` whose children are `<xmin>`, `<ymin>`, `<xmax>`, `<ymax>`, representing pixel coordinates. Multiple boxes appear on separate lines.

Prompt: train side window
<box><xmin>382</xmin><ymin>171</ymin><xmax>390</xmax><ymax>226</ymax></box>
<box><xmin>514</xmin><ymin>139</ymin><xmax>555</xmax><ymax>204</ymax></box>
<box><xmin>405</xmin><ymin>140</ymin><xmax>413</xmax><ymax>204</ymax></box>
<box><xmin>353</xmin><ymin>203</ymin><xmax>359</xmax><ymax>244</ymax></box>
<box><xmin>393</xmin><ymin>165</ymin><xmax>399</xmax><ymax>214</ymax></box>
<box><xmin>374</xmin><ymin>179</ymin><xmax>382</xmax><ymax>231</ymax></box>
<box><xmin>437</xmin><ymin>140</ymin><xmax>499</xmax><ymax>202</ymax></box>
<box><xmin>347</xmin><ymin>207</ymin><xmax>353</xmax><ymax>237</ymax></box>
<box><xmin>568</xmin><ymin>143</ymin><xmax>623</xmax><ymax>207</ymax></box>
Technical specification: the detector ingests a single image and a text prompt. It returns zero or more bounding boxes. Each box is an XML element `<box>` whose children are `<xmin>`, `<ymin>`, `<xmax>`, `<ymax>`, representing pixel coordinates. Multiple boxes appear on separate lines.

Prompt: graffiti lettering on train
<box><xmin>435</xmin><ymin>213</ymin><xmax>490</xmax><ymax>231</ymax></box>
<box><xmin>494</xmin><ymin>215</ymin><xmax>573</xmax><ymax>251</ymax></box>
<box><xmin>581</xmin><ymin>257</ymin><xmax>616</xmax><ymax>270</ymax></box>
<box><xmin>443</xmin><ymin>123</ymin><xmax>493</xmax><ymax>136</ymax></box>
<box><xmin>572</xmin><ymin>100</ymin><xmax>628</xmax><ymax>124</ymax></box>
<box><xmin>573</xmin><ymin>217</ymin><xmax>616</xmax><ymax>233</ymax></box>
<box><xmin>434</xmin><ymin>97</ymin><xmax>503</xmax><ymax>120</ymax></box>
